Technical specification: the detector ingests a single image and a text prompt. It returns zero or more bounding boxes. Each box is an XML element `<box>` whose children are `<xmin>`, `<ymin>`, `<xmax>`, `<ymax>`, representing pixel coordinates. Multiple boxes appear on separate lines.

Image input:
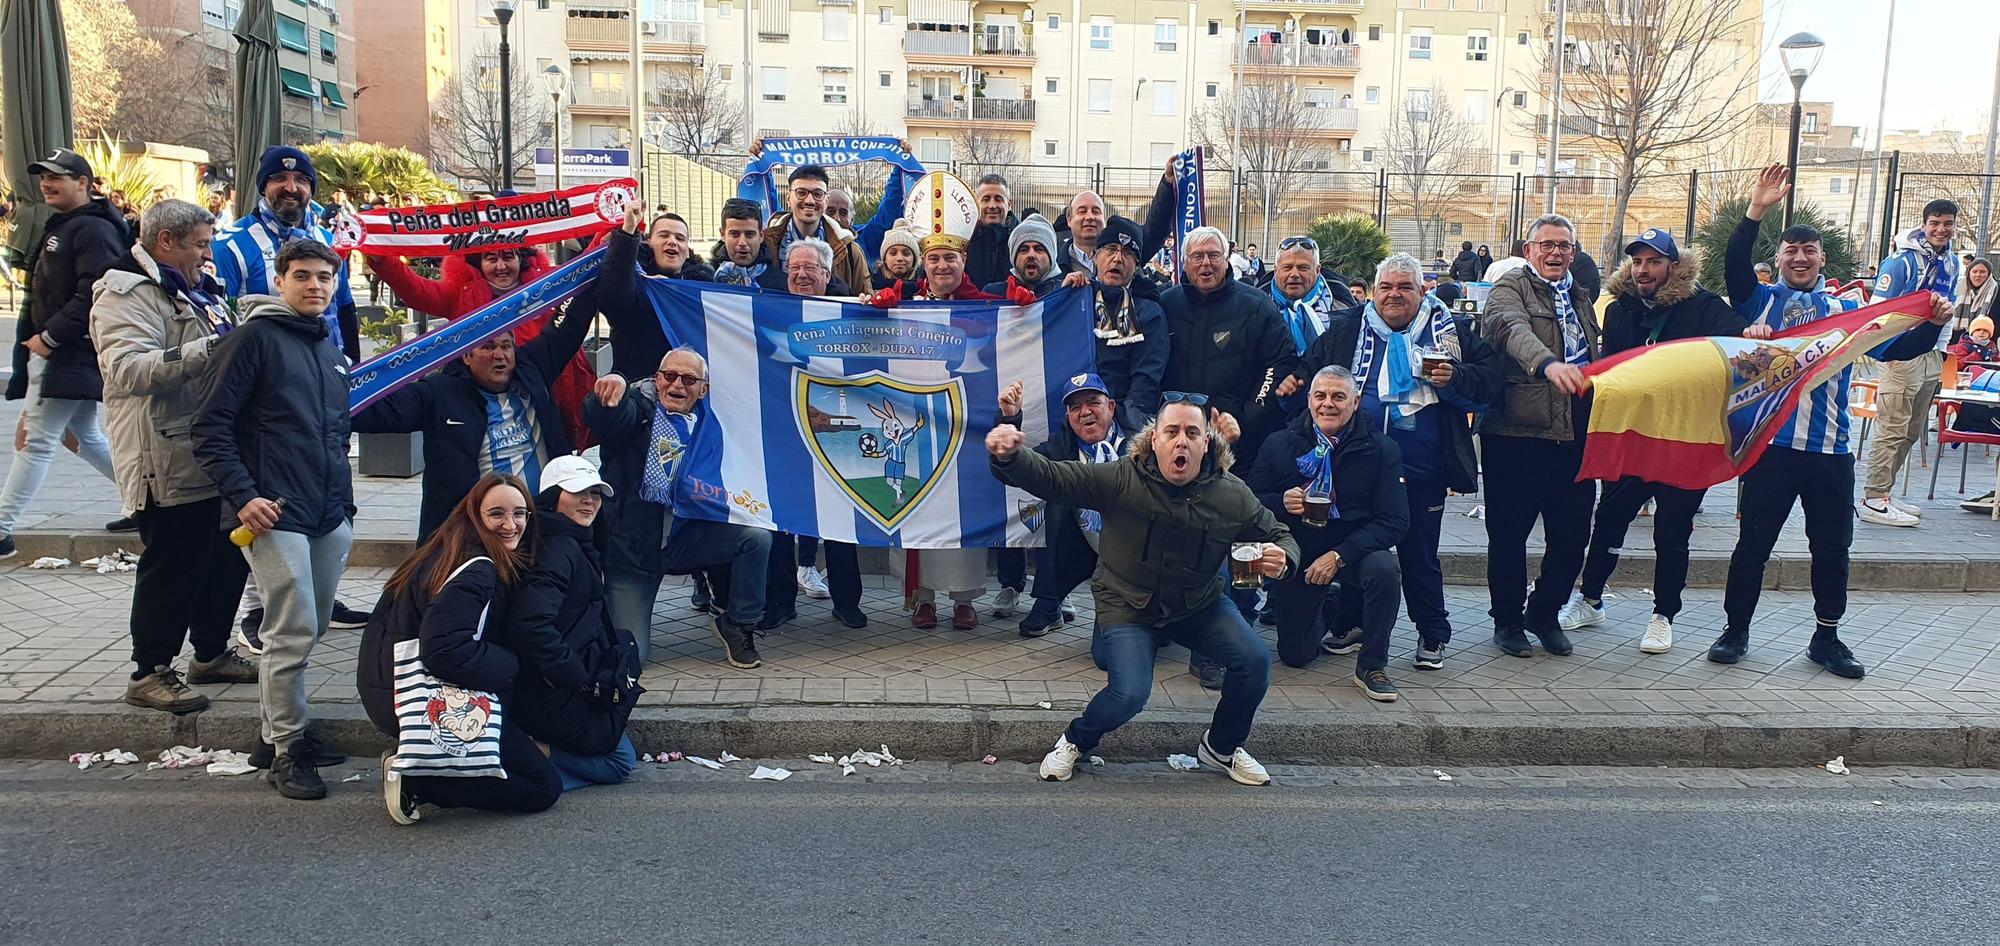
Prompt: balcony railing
<box><xmin>1312</xmin><ymin>105</ymin><xmax>1360</xmax><ymax>132</ymax></box>
<box><xmin>568</xmin><ymin>17</ymin><xmax>704</xmax><ymax>47</ymax></box>
<box><xmin>1236</xmin><ymin>42</ymin><xmax>1360</xmax><ymax>70</ymax></box>
<box><xmin>974</xmin><ymin>35</ymin><xmax>1033</xmax><ymax>57</ymax></box>
<box><xmin>906</xmin><ymin>98</ymin><xmax>1037</xmax><ymax>122</ymax></box>
<box><xmin>905</xmin><ymin>30</ymin><xmax>972</xmax><ymax>56</ymax></box>
<box><xmin>570</xmin><ymin>87</ymin><xmax>631</xmax><ymax>109</ymax></box>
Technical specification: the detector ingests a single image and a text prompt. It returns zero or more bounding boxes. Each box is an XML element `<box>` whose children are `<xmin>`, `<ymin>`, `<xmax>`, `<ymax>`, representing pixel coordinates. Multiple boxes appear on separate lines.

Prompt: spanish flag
<box><xmin>1579</xmin><ymin>292</ymin><xmax>1936</xmax><ymax>490</ymax></box>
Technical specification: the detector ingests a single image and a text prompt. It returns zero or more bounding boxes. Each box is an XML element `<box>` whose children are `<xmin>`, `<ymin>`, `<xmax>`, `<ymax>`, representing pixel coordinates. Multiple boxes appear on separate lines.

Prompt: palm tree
<box><xmin>301</xmin><ymin>142</ymin><xmax>457</xmax><ymax>206</ymax></box>
<box><xmin>1306</xmin><ymin>214</ymin><xmax>1392</xmax><ymax>283</ymax></box>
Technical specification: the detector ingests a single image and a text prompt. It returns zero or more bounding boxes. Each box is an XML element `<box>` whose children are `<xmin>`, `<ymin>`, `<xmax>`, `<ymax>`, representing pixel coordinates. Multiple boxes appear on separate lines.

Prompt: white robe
<box><xmin>891</xmin><ymin>548</ymin><xmax>988</xmax><ymax>602</ymax></box>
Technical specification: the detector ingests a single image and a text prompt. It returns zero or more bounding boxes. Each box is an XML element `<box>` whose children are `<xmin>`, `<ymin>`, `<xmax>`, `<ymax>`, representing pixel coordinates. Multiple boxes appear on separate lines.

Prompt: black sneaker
<box><xmin>1355</xmin><ymin>669</ymin><xmax>1400</xmax><ymax>702</ymax></box>
<box><xmin>833</xmin><ymin>605</ymin><xmax>869</xmax><ymax>629</ymax></box>
<box><xmin>756</xmin><ymin>606</ymin><xmax>796</xmax><ymax>631</ymax></box>
<box><xmin>1529</xmin><ymin>624</ymin><xmax>1574</xmax><ymax>656</ymax></box>
<box><xmin>104</xmin><ymin>516</ymin><xmax>139</xmax><ymax>533</ymax></box>
<box><xmin>1493</xmin><ymin>626</ymin><xmax>1533</xmax><ymax>658</ymax></box>
<box><xmin>1807</xmin><ymin>633</ymin><xmax>1867</xmax><ymax>679</ymax></box>
<box><xmin>0</xmin><ymin>534</ymin><xmax>14</xmax><ymax>560</ymax></box>
<box><xmin>238</xmin><ymin>608</ymin><xmax>266</xmax><ymax>655</ymax></box>
<box><xmin>1019</xmin><ymin>602</ymin><xmax>1064</xmax><ymax>638</ymax></box>
<box><xmin>267</xmin><ymin>747</ymin><xmax>328</xmax><ymax>801</ymax></box>
<box><xmin>250</xmin><ymin>729</ymin><xmax>348</xmax><ymax>769</ymax></box>
<box><xmin>690</xmin><ymin>574</ymin><xmax>713</xmax><ymax>613</ymax></box>
<box><xmin>1192</xmin><ymin>655</ymin><xmax>1225</xmax><ymax>690</ymax></box>
<box><xmin>712</xmin><ymin>616</ymin><xmax>763</xmax><ymax>669</ymax></box>
<box><xmin>1961</xmin><ymin>490</ymin><xmax>1996</xmax><ymax>513</ymax></box>
<box><xmin>1708</xmin><ymin>628</ymin><xmax>1748</xmax><ymax>664</ymax></box>
<box><xmin>329</xmin><ymin>601</ymin><xmax>370</xmax><ymax>630</ymax></box>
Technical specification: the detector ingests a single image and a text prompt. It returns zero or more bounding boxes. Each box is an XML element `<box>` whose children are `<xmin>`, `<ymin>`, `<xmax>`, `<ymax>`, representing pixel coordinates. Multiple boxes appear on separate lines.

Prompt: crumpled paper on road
<box><xmin>811</xmin><ymin>745</ymin><xmax>906</xmax><ymax>776</ymax></box>
<box><xmin>1822</xmin><ymin>756</ymin><xmax>1850</xmax><ymax>776</ymax></box>
<box><xmin>28</xmin><ymin>557</ymin><xmax>70</xmax><ymax>569</ymax></box>
<box><xmin>70</xmin><ymin>749</ymin><xmax>139</xmax><ymax>769</ymax></box>
<box><xmin>749</xmin><ymin>766</ymin><xmax>792</xmax><ymax>781</ymax></box>
<box><xmin>684</xmin><ymin>755</ymin><xmax>725</xmax><ymax>770</ymax></box>
<box><xmin>81</xmin><ymin>549</ymin><xmax>140</xmax><ymax>574</ymax></box>
<box><xmin>1166</xmin><ymin>754</ymin><xmax>1200</xmax><ymax>772</ymax></box>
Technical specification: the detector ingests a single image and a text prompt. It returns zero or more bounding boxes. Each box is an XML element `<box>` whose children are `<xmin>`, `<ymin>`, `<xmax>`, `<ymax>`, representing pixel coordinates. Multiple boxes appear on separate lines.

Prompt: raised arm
<box><xmin>365</xmin><ymin>253</ymin><xmax>460</xmax><ymax>318</ymax></box>
<box><xmin>988</xmin><ymin>425</ymin><xmax>1124</xmax><ymax>510</ymax></box>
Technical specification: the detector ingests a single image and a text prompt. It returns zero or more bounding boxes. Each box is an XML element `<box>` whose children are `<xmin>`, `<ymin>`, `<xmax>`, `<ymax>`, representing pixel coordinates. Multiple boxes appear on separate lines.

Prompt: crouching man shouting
<box><xmin>988</xmin><ymin>396</ymin><xmax>1298</xmax><ymax>785</ymax></box>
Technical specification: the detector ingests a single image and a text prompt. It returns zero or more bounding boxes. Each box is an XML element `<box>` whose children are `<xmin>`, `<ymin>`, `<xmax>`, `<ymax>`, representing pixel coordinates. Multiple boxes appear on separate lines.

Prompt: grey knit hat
<box><xmin>1009</xmin><ymin>213</ymin><xmax>1057</xmax><ymax>263</ymax></box>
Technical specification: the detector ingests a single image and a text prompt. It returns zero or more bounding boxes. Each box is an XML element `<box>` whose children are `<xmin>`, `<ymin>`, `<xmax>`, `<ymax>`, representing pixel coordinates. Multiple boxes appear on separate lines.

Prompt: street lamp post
<box><xmin>494</xmin><ymin>1</ymin><xmax>517</xmax><ymax>190</ymax></box>
<box><xmin>543</xmin><ymin>65</ymin><xmax>570</xmax><ymax>191</ymax></box>
<box><xmin>1779</xmin><ymin>32</ymin><xmax>1826</xmax><ymax>229</ymax></box>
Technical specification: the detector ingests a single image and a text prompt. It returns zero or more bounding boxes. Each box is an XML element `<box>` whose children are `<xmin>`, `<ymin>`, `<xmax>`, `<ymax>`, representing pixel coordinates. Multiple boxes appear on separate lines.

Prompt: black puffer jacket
<box><xmin>190</xmin><ymin>296</ymin><xmax>355</xmax><ymax>538</ymax></box>
<box><xmin>597</xmin><ymin>227</ymin><xmax>715</xmax><ymax>382</ymax></box>
<box><xmin>1599</xmin><ymin>248</ymin><xmax>1749</xmax><ymax>355</ymax></box>
<box><xmin>584</xmin><ymin>377</ymin><xmax>672</xmax><ymax>579</ymax></box>
<box><xmin>1158</xmin><ymin>277</ymin><xmax>1301</xmax><ymax>466</ymax></box>
<box><xmin>1246</xmin><ymin>410</ymin><xmax>1410</xmax><ymax>565</ymax></box>
<box><xmin>1450</xmin><ymin>249</ymin><xmax>1483</xmax><ymax>283</ymax></box>
<box><xmin>503</xmin><ymin>507</ymin><xmax>641</xmax><ymax>754</ymax></box>
<box><xmin>966</xmin><ymin>221</ymin><xmax>1013</xmax><ymax>289</ymax></box>
<box><xmin>26</xmin><ymin>196</ymin><xmax>128</xmax><ymax>400</ymax></box>
<box><xmin>357</xmin><ymin>547</ymin><xmax>520</xmax><ymax>738</ymax></box>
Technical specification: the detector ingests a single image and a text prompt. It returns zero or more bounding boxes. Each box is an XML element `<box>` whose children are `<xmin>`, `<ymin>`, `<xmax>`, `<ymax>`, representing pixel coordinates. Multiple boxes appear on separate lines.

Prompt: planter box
<box><xmin>359</xmin><ymin>431</ymin><xmax>424</xmax><ymax>478</ymax></box>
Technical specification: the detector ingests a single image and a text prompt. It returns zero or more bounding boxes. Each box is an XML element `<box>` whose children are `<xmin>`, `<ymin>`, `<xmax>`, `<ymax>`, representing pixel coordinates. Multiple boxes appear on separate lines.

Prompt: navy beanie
<box><xmin>256</xmin><ymin>146</ymin><xmax>318</xmax><ymax>193</ymax></box>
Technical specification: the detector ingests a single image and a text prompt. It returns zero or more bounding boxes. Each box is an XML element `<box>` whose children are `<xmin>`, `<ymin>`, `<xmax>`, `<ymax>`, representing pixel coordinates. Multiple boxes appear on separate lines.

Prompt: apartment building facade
<box><xmin>132</xmin><ymin>0</ymin><xmax>360</xmax><ymax>144</ymax></box>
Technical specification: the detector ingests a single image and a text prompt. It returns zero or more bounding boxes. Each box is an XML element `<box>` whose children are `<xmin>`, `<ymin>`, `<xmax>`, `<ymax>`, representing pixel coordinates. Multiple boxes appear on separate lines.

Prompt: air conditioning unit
<box><xmin>642</xmin><ymin>21</ymin><xmax>658</xmax><ymax>34</ymax></box>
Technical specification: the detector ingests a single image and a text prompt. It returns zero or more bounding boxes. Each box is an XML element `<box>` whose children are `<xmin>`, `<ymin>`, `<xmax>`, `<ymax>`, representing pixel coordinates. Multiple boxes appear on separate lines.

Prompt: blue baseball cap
<box><xmin>1059</xmin><ymin>372</ymin><xmax>1111</xmax><ymax>404</ymax></box>
<box><xmin>1625</xmin><ymin>227</ymin><xmax>1679</xmax><ymax>262</ymax></box>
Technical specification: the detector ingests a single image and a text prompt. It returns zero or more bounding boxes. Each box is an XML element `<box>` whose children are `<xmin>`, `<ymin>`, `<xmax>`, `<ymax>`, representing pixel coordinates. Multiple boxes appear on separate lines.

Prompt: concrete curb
<box><xmin>13</xmin><ymin>530</ymin><xmax>2000</xmax><ymax>591</ymax></box>
<box><xmin>8</xmin><ymin>703</ymin><xmax>1998</xmax><ymax>769</ymax></box>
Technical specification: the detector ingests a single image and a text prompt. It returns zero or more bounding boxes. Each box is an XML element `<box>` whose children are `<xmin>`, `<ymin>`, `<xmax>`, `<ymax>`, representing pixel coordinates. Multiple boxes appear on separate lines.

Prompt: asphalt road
<box><xmin>4</xmin><ymin>760</ymin><xmax>1998</xmax><ymax>945</ymax></box>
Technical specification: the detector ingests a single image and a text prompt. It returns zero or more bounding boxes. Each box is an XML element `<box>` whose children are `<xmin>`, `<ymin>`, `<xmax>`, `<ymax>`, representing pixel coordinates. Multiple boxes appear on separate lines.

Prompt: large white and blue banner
<box><xmin>640</xmin><ymin>280</ymin><xmax>1096</xmax><ymax>549</ymax></box>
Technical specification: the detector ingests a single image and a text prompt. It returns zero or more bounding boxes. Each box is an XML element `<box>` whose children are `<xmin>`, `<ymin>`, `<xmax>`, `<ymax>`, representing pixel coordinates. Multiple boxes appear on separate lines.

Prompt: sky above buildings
<box><xmin>1757</xmin><ymin>0</ymin><xmax>2000</xmax><ymax>139</ymax></box>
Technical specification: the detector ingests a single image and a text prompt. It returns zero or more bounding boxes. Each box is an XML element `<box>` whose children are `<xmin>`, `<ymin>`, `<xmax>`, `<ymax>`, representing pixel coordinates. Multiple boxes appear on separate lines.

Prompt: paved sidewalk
<box><xmin>6</xmin><ymin>562</ymin><xmax>1998</xmax><ymax>718</ymax></box>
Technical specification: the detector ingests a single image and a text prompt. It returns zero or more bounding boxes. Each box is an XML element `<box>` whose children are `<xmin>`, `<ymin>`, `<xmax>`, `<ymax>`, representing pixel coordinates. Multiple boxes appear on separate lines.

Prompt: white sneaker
<box><xmin>991</xmin><ymin>586</ymin><xmax>1021</xmax><ymax>617</ymax></box>
<box><xmin>1558</xmin><ymin>594</ymin><xmax>1605</xmax><ymax>631</ymax></box>
<box><xmin>1886</xmin><ymin>496</ymin><xmax>1924</xmax><ymax>518</ymax></box>
<box><xmin>797</xmin><ymin>566</ymin><xmax>830</xmax><ymax>599</ymax></box>
<box><xmin>1039</xmin><ymin>735</ymin><xmax>1081</xmax><ymax>782</ymax></box>
<box><xmin>1640</xmin><ymin>614</ymin><xmax>1674</xmax><ymax>654</ymax></box>
<box><xmin>1857</xmin><ymin>498</ymin><xmax>1919</xmax><ymax>527</ymax></box>
<box><xmin>1196</xmin><ymin>731</ymin><xmax>1271</xmax><ymax>786</ymax></box>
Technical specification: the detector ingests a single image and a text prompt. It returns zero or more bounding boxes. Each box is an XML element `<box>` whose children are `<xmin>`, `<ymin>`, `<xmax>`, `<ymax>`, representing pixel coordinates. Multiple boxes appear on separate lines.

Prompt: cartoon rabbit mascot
<box><xmin>870</xmin><ymin>401</ymin><xmax>926</xmax><ymax>504</ymax></box>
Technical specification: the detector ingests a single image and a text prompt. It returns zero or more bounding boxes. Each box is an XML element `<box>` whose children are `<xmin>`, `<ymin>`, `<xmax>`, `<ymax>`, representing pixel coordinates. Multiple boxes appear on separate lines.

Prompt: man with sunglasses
<box><xmin>350</xmin><ymin>290</ymin><xmax>598</xmax><ymax>539</ymax></box>
<box><xmin>1480</xmin><ymin>214</ymin><xmax>1600</xmax><ymax>660</ymax></box>
<box><xmin>587</xmin><ymin>348</ymin><xmax>773</xmax><ymax>670</ymax></box>
<box><xmin>758</xmin><ymin>165</ymin><xmax>872</xmax><ymax>297</ymax></box>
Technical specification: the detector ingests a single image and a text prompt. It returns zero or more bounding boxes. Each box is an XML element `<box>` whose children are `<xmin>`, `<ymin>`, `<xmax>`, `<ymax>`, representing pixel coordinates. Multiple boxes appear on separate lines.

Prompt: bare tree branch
<box><xmin>1377</xmin><ymin>88</ymin><xmax>1483</xmax><ymax>257</ymax></box>
<box><xmin>1193</xmin><ymin>73</ymin><xmax>1336</xmax><ymax>241</ymax></box>
<box><xmin>420</xmin><ymin>45</ymin><xmax>552</xmax><ymax>193</ymax></box>
<box><xmin>1524</xmin><ymin>0</ymin><xmax>1760</xmax><ymax>251</ymax></box>
<box><xmin>652</xmin><ymin>63</ymin><xmax>745</xmax><ymax>156</ymax></box>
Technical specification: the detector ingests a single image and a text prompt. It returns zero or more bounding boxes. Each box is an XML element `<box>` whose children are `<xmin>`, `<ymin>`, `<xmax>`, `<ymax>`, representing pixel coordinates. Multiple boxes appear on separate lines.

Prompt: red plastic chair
<box><xmin>1929</xmin><ymin>398</ymin><xmax>2000</xmax><ymax>519</ymax></box>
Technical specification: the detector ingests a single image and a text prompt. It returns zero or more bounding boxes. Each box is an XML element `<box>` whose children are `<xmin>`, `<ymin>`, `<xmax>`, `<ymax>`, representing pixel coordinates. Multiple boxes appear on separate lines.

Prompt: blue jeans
<box><xmin>549</xmin><ymin>734</ymin><xmax>638</xmax><ymax>792</ymax></box>
<box><xmin>1067</xmin><ymin>599</ymin><xmax>1272</xmax><ymax>755</ymax></box>
<box><xmin>0</xmin><ymin>355</ymin><xmax>115</xmax><ymax>536</ymax></box>
<box><xmin>664</xmin><ymin>520</ymin><xmax>772</xmax><ymax>627</ymax></box>
<box><xmin>604</xmin><ymin>569</ymin><xmax>665</xmax><ymax>663</ymax></box>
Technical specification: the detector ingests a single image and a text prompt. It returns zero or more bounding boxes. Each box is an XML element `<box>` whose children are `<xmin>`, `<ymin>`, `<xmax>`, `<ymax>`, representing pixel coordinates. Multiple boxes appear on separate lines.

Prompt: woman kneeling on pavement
<box><xmin>358</xmin><ymin>473</ymin><xmax>563</xmax><ymax>823</ymax></box>
<box><xmin>504</xmin><ymin>455</ymin><xmax>643</xmax><ymax>792</ymax></box>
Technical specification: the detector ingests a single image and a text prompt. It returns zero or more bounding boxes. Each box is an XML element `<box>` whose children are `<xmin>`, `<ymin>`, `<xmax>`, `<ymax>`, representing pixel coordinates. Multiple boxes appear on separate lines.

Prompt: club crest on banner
<box><xmin>1017</xmin><ymin>499</ymin><xmax>1046</xmax><ymax>533</ymax></box>
<box><xmin>795</xmin><ymin>371</ymin><xmax>966</xmax><ymax>533</ymax></box>
<box><xmin>1718</xmin><ymin>334</ymin><xmax>1841</xmax><ymax>461</ymax></box>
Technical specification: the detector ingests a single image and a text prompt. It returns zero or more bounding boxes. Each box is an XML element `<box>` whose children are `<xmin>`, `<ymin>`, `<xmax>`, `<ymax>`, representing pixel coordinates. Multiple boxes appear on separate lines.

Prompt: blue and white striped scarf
<box><xmin>1270</xmin><ymin>276</ymin><xmax>1333</xmax><ymax>354</ymax></box>
<box><xmin>1351</xmin><ymin>298</ymin><xmax>1454</xmax><ymax>429</ymax></box>
<box><xmin>1535</xmin><ymin>270</ymin><xmax>1590</xmax><ymax>365</ymax></box>
<box><xmin>1292</xmin><ymin>426</ymin><xmax>1342</xmax><ymax>518</ymax></box>
<box><xmin>1075</xmin><ymin>431</ymin><xmax>1123</xmax><ymax>534</ymax></box>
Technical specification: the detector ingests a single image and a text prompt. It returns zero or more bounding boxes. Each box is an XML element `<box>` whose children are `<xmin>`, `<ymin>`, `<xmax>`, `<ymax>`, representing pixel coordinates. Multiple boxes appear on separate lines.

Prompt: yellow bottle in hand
<box><xmin>229</xmin><ymin>498</ymin><xmax>286</xmax><ymax>548</ymax></box>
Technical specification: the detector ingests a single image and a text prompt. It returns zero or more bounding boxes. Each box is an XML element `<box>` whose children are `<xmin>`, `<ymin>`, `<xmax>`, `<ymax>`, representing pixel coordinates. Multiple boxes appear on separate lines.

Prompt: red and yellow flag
<box><xmin>1578</xmin><ymin>292</ymin><xmax>1936</xmax><ymax>490</ymax></box>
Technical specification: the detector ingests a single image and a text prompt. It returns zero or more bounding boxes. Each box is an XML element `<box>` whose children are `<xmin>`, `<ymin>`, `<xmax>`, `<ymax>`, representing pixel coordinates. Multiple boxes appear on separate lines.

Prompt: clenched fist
<box><xmin>987</xmin><ymin>423</ymin><xmax>1026</xmax><ymax>460</ymax></box>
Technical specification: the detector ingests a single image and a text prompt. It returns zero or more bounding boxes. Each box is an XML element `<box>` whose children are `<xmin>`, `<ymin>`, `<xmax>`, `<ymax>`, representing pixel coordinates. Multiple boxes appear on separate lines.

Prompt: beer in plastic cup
<box><xmin>1303</xmin><ymin>494</ymin><xmax>1332</xmax><ymax>527</ymax></box>
<box><xmin>1230</xmin><ymin>543</ymin><xmax>1263</xmax><ymax>589</ymax></box>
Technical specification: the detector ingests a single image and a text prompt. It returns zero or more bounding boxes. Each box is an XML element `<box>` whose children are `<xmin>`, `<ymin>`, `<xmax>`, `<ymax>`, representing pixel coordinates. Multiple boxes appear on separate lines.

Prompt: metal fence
<box><xmin>634</xmin><ymin>145</ymin><xmax>1995</xmax><ymax>268</ymax></box>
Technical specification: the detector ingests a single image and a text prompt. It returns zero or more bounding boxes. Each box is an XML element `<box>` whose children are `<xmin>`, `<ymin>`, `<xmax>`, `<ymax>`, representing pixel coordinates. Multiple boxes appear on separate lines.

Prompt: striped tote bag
<box><xmin>390</xmin><ymin>557</ymin><xmax>508</xmax><ymax>779</ymax></box>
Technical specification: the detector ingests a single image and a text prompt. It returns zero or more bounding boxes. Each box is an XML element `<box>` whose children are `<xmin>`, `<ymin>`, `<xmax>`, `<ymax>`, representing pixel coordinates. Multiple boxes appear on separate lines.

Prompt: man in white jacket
<box><xmin>92</xmin><ymin>199</ymin><xmax>258</xmax><ymax>714</ymax></box>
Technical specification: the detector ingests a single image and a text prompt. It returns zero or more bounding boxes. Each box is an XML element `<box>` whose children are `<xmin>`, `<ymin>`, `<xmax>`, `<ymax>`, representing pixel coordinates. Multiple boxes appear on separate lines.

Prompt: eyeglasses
<box><xmin>790</xmin><ymin>187</ymin><xmax>828</xmax><ymax>201</ymax></box>
<box><xmin>1279</xmin><ymin>236</ymin><xmax>1319</xmax><ymax>252</ymax></box>
<box><xmin>1161</xmin><ymin>391</ymin><xmax>1209</xmax><ymax>407</ymax></box>
<box><xmin>656</xmin><ymin>370</ymin><xmax>706</xmax><ymax>387</ymax></box>
<box><xmin>1529</xmin><ymin>240</ymin><xmax>1578</xmax><ymax>254</ymax></box>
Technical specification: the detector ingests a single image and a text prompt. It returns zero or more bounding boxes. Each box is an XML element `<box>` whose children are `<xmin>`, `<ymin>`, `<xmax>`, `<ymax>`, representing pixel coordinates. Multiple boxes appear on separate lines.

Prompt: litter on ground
<box><xmin>1035</xmin><ymin>701</ymin><xmax>1052</xmax><ymax>709</ymax></box>
<box><xmin>1822</xmin><ymin>756</ymin><xmax>1850</xmax><ymax>776</ymax></box>
<box><xmin>719</xmin><ymin>751</ymin><xmax>742</xmax><ymax>763</ymax></box>
<box><xmin>69</xmin><ymin>749</ymin><xmax>139</xmax><ymax>769</ymax></box>
<box><xmin>981</xmin><ymin>754</ymin><xmax>997</xmax><ymax>764</ymax></box>
<box><xmin>1433</xmin><ymin>769</ymin><xmax>1454</xmax><ymax>782</ymax></box>
<box><xmin>81</xmin><ymin>550</ymin><xmax>140</xmax><ymax>574</ymax></box>
<box><xmin>28</xmin><ymin>557</ymin><xmax>70</xmax><ymax>569</ymax></box>
<box><xmin>810</xmin><ymin>745</ymin><xmax>907</xmax><ymax>776</ymax></box>
<box><xmin>684</xmin><ymin>755</ymin><xmax>725</xmax><ymax>770</ymax></box>
<box><xmin>1167</xmin><ymin>754</ymin><xmax>1200</xmax><ymax>772</ymax></box>
<box><xmin>749</xmin><ymin>766</ymin><xmax>792</xmax><ymax>781</ymax></box>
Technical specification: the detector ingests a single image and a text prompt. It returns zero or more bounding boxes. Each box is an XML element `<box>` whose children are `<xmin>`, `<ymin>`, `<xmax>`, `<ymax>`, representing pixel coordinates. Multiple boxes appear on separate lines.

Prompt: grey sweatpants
<box><xmin>243</xmin><ymin>521</ymin><xmax>353</xmax><ymax>747</ymax></box>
